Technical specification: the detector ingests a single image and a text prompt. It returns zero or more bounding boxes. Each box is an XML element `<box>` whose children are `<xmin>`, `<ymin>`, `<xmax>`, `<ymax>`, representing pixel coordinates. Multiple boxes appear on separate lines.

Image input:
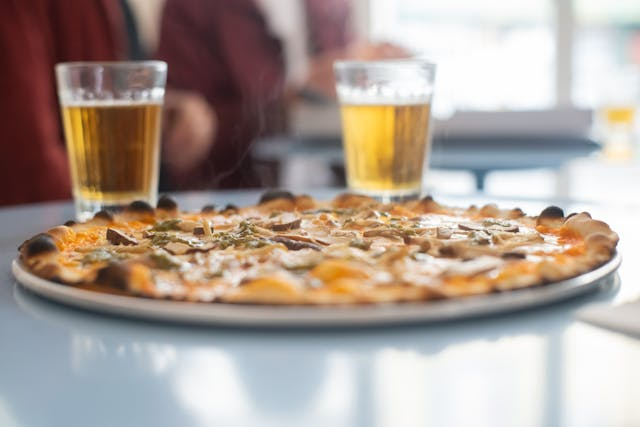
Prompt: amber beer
<box><xmin>335</xmin><ymin>59</ymin><xmax>436</xmax><ymax>200</ymax></box>
<box><xmin>61</xmin><ymin>101</ymin><xmax>162</xmax><ymax>212</ymax></box>
<box><xmin>340</xmin><ymin>100</ymin><xmax>431</xmax><ymax>198</ymax></box>
<box><xmin>56</xmin><ymin>61</ymin><xmax>166</xmax><ymax>220</ymax></box>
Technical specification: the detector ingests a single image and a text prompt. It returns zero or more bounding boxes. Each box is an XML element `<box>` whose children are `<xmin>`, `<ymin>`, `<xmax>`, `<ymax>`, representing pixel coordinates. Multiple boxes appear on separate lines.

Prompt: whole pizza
<box><xmin>18</xmin><ymin>191</ymin><xmax>619</xmax><ymax>305</ymax></box>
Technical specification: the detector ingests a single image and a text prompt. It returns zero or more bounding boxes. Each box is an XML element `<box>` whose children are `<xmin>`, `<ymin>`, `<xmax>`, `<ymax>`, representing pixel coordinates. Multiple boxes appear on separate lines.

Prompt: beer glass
<box><xmin>56</xmin><ymin>61</ymin><xmax>167</xmax><ymax>221</ymax></box>
<box><xmin>334</xmin><ymin>59</ymin><xmax>436</xmax><ymax>201</ymax></box>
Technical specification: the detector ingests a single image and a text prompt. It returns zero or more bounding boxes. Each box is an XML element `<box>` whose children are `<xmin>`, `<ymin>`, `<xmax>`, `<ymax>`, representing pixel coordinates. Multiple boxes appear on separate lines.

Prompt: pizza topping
<box><xmin>149</xmin><ymin>250</ymin><xmax>184</xmax><ymax>270</ymax></box>
<box><xmin>106</xmin><ymin>228</ymin><xmax>138</xmax><ymax>246</ymax></box>
<box><xmin>271</xmin><ymin>236</ymin><xmax>321</xmax><ymax>251</ymax></box>
<box><xmin>81</xmin><ymin>248</ymin><xmax>127</xmax><ymax>264</ymax></box>
<box><xmin>458</xmin><ymin>222</ymin><xmax>484</xmax><ymax>232</ymax></box>
<box><xmin>269</xmin><ymin>216</ymin><xmax>301</xmax><ymax>232</ymax></box>
<box><xmin>18</xmin><ymin>192</ymin><xmax>619</xmax><ymax>305</ymax></box>
<box><xmin>163</xmin><ymin>241</ymin><xmax>194</xmax><ymax>255</ymax></box>
<box><xmin>468</xmin><ymin>230</ymin><xmax>492</xmax><ymax>245</ymax></box>
<box><xmin>151</xmin><ymin>219</ymin><xmax>182</xmax><ymax>232</ymax></box>
<box><xmin>201</xmin><ymin>219</ymin><xmax>213</xmax><ymax>238</ymax></box>
<box><xmin>501</xmin><ymin>251</ymin><xmax>527</xmax><ymax>260</ymax></box>
<box><xmin>437</xmin><ymin>227</ymin><xmax>453</xmax><ymax>239</ymax></box>
<box><xmin>363</xmin><ymin>228</ymin><xmax>406</xmax><ymax>240</ymax></box>
<box><xmin>349</xmin><ymin>238</ymin><xmax>372</xmax><ymax>250</ymax></box>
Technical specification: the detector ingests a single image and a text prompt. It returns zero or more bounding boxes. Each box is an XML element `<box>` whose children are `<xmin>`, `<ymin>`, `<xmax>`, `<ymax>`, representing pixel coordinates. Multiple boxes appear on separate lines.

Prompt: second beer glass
<box><xmin>334</xmin><ymin>60</ymin><xmax>436</xmax><ymax>201</ymax></box>
<box><xmin>56</xmin><ymin>61</ymin><xmax>167</xmax><ymax>221</ymax></box>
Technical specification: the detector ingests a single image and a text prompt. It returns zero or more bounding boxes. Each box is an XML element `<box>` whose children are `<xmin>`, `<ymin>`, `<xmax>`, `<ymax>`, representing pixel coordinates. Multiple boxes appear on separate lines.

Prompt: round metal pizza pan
<box><xmin>12</xmin><ymin>253</ymin><xmax>621</xmax><ymax>328</ymax></box>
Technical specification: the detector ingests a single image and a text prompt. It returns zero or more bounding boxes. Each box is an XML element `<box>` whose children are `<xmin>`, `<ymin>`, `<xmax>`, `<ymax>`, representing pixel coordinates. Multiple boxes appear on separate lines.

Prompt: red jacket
<box><xmin>0</xmin><ymin>0</ymin><xmax>123</xmax><ymax>205</ymax></box>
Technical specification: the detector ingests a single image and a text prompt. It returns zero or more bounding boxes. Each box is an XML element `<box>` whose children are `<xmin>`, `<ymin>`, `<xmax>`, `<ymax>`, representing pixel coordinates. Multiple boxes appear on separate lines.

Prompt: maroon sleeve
<box><xmin>305</xmin><ymin>0</ymin><xmax>353</xmax><ymax>54</ymax></box>
<box><xmin>0</xmin><ymin>0</ymin><xmax>122</xmax><ymax>206</ymax></box>
<box><xmin>156</xmin><ymin>0</ymin><xmax>287</xmax><ymax>189</ymax></box>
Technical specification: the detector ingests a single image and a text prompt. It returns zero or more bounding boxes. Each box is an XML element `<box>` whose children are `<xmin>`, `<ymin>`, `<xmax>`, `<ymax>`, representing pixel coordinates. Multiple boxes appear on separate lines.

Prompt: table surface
<box><xmin>2</xmin><ymin>190</ymin><xmax>639</xmax><ymax>427</ymax></box>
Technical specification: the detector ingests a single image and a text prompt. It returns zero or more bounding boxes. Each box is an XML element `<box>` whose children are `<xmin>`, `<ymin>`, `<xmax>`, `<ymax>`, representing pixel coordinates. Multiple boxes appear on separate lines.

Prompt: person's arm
<box><xmin>156</xmin><ymin>0</ymin><xmax>286</xmax><ymax>188</ymax></box>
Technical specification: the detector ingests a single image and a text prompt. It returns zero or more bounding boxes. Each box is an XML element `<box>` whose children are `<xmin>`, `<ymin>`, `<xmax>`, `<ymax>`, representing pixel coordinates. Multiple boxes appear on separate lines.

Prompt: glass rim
<box><xmin>55</xmin><ymin>60</ymin><xmax>167</xmax><ymax>72</ymax></box>
<box><xmin>334</xmin><ymin>58</ymin><xmax>436</xmax><ymax>70</ymax></box>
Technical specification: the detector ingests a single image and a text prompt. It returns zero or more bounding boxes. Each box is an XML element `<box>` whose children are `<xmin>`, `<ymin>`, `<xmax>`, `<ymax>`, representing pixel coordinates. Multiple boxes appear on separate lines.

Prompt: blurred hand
<box><xmin>162</xmin><ymin>90</ymin><xmax>216</xmax><ymax>174</ymax></box>
<box><xmin>302</xmin><ymin>41</ymin><xmax>412</xmax><ymax>100</ymax></box>
<box><xmin>346</xmin><ymin>41</ymin><xmax>412</xmax><ymax>61</ymax></box>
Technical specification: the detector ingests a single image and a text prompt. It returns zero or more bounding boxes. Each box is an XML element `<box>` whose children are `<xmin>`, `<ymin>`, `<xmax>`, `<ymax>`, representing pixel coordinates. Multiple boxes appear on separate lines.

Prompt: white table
<box><xmin>1</xmin><ymin>190</ymin><xmax>639</xmax><ymax>427</ymax></box>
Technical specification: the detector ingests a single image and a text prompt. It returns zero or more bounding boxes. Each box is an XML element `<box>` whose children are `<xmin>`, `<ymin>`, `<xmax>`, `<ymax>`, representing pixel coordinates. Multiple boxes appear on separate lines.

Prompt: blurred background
<box><xmin>3</xmin><ymin>0</ymin><xmax>640</xmax><ymax>206</ymax></box>
<box><xmin>130</xmin><ymin>0</ymin><xmax>639</xmax><ymax>203</ymax></box>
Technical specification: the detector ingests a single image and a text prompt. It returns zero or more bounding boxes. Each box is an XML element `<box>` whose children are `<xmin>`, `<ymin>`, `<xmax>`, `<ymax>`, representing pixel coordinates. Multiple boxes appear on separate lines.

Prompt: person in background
<box><xmin>156</xmin><ymin>0</ymin><xmax>407</xmax><ymax>191</ymax></box>
<box><xmin>0</xmin><ymin>0</ymin><xmax>213</xmax><ymax>206</ymax></box>
<box><xmin>0</xmin><ymin>0</ymin><xmax>122</xmax><ymax>205</ymax></box>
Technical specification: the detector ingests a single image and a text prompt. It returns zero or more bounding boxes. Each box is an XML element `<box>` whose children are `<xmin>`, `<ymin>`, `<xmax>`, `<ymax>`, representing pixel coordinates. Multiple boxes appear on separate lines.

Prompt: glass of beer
<box><xmin>334</xmin><ymin>59</ymin><xmax>436</xmax><ymax>201</ymax></box>
<box><xmin>55</xmin><ymin>61</ymin><xmax>167</xmax><ymax>221</ymax></box>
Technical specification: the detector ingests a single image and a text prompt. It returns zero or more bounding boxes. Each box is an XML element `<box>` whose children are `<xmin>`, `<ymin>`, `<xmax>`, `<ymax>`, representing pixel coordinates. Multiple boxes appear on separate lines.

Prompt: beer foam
<box><xmin>336</xmin><ymin>85</ymin><xmax>432</xmax><ymax>105</ymax></box>
<box><xmin>58</xmin><ymin>88</ymin><xmax>165</xmax><ymax>106</ymax></box>
<box><xmin>61</xmin><ymin>99</ymin><xmax>164</xmax><ymax>107</ymax></box>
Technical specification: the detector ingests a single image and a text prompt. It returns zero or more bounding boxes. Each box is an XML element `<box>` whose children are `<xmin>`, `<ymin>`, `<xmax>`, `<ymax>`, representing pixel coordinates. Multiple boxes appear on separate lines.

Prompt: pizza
<box><xmin>18</xmin><ymin>191</ymin><xmax>619</xmax><ymax>305</ymax></box>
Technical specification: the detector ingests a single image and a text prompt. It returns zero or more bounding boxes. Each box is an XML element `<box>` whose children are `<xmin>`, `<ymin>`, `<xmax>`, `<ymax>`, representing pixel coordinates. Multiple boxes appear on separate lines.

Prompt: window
<box><xmin>367</xmin><ymin>0</ymin><xmax>640</xmax><ymax>115</ymax></box>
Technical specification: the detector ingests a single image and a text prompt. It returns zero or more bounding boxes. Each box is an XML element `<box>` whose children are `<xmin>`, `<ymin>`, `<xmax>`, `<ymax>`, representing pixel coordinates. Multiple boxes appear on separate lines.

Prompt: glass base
<box><xmin>348</xmin><ymin>187</ymin><xmax>423</xmax><ymax>204</ymax></box>
<box><xmin>74</xmin><ymin>196</ymin><xmax>156</xmax><ymax>222</ymax></box>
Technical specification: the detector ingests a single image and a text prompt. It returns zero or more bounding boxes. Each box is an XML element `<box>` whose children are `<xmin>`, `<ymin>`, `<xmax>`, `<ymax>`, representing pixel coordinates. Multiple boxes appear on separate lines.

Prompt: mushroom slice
<box><xmin>277</xmin><ymin>234</ymin><xmax>329</xmax><ymax>246</ymax></box>
<box><xmin>106</xmin><ymin>228</ymin><xmax>138</xmax><ymax>246</ymax></box>
<box><xmin>270</xmin><ymin>217</ymin><xmax>301</xmax><ymax>232</ymax></box>
<box><xmin>164</xmin><ymin>241</ymin><xmax>192</xmax><ymax>255</ymax></box>
<box><xmin>437</xmin><ymin>227</ymin><xmax>453</xmax><ymax>239</ymax></box>
<box><xmin>458</xmin><ymin>222</ymin><xmax>484</xmax><ymax>232</ymax></box>
<box><xmin>362</xmin><ymin>228</ymin><xmax>404</xmax><ymax>240</ymax></box>
<box><xmin>271</xmin><ymin>236</ymin><xmax>321</xmax><ymax>251</ymax></box>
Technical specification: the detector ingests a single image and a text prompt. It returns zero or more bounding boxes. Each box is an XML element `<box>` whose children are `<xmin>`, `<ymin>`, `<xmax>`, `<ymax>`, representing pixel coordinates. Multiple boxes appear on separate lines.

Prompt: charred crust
<box><xmin>539</xmin><ymin>206</ymin><xmax>564</xmax><ymax>220</ymax></box>
<box><xmin>126</xmin><ymin>200</ymin><xmax>155</xmax><ymax>215</ymax></box>
<box><xmin>565</xmin><ymin>212</ymin><xmax>579</xmax><ymax>221</ymax></box>
<box><xmin>21</xmin><ymin>234</ymin><xmax>58</xmax><ymax>257</ymax></box>
<box><xmin>93</xmin><ymin>210</ymin><xmax>114</xmax><ymax>222</ymax></box>
<box><xmin>509</xmin><ymin>208</ymin><xmax>525</xmax><ymax>218</ymax></box>
<box><xmin>413</xmin><ymin>195</ymin><xmax>442</xmax><ymax>213</ymax></box>
<box><xmin>63</xmin><ymin>220</ymin><xmax>77</xmax><ymax>227</ymax></box>
<box><xmin>157</xmin><ymin>195</ymin><xmax>178</xmax><ymax>211</ymax></box>
<box><xmin>222</xmin><ymin>204</ymin><xmax>238</xmax><ymax>213</ymax></box>
<box><xmin>332</xmin><ymin>193</ymin><xmax>376</xmax><ymax>209</ymax></box>
<box><xmin>259</xmin><ymin>189</ymin><xmax>295</xmax><ymax>204</ymax></box>
<box><xmin>201</xmin><ymin>204</ymin><xmax>216</xmax><ymax>213</ymax></box>
<box><xmin>95</xmin><ymin>263</ymin><xmax>131</xmax><ymax>291</ymax></box>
